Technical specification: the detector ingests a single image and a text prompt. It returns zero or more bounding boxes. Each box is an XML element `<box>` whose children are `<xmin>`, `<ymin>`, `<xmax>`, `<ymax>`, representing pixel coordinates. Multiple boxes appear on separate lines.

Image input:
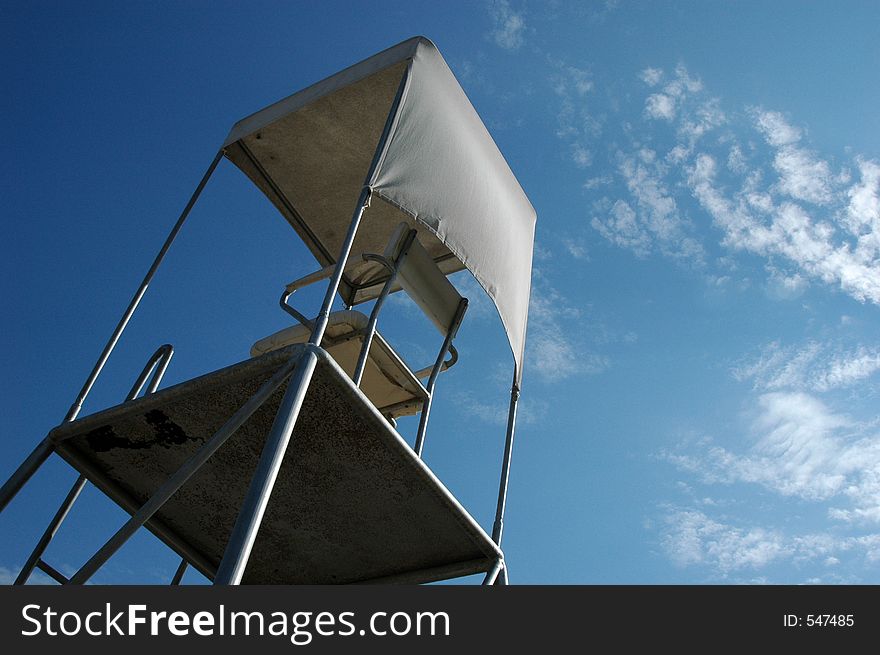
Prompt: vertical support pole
<box><xmin>309</xmin><ymin>63</ymin><xmax>410</xmax><ymax>348</ymax></box>
<box><xmin>491</xmin><ymin>371</ymin><xmax>520</xmax><ymax>546</ymax></box>
<box><xmin>0</xmin><ymin>152</ymin><xmax>221</xmax><ymax>514</ymax></box>
<box><xmin>414</xmin><ymin>299</ymin><xmax>468</xmax><ymax>458</ymax></box>
<box><xmin>309</xmin><ymin>187</ymin><xmax>371</xmax><ymax>348</ymax></box>
<box><xmin>352</xmin><ymin>231</ymin><xmax>417</xmax><ymax>387</ymax></box>
<box><xmin>213</xmin><ymin>349</ymin><xmax>319</xmax><ymax>585</ymax></box>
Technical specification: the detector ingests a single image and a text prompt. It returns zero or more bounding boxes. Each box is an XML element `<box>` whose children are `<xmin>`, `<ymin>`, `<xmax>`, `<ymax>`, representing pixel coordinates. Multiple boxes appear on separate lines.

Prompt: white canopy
<box><xmin>222</xmin><ymin>36</ymin><xmax>536</xmax><ymax>384</ymax></box>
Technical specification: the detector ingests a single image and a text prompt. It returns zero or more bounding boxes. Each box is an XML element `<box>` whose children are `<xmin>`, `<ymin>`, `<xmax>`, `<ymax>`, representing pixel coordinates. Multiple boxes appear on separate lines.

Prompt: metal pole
<box><xmin>0</xmin><ymin>152</ymin><xmax>221</xmax><ymax>514</ymax></box>
<box><xmin>170</xmin><ymin>559</ymin><xmax>188</xmax><ymax>585</ymax></box>
<box><xmin>35</xmin><ymin>560</ymin><xmax>69</xmax><ymax>585</ymax></box>
<box><xmin>0</xmin><ymin>438</ymin><xmax>54</xmax><ymax>513</ymax></box>
<box><xmin>16</xmin><ymin>343</ymin><xmax>177</xmax><ymax>584</ymax></box>
<box><xmin>309</xmin><ymin>188</ymin><xmax>371</xmax><ymax>347</ymax></box>
<box><xmin>491</xmin><ymin>371</ymin><xmax>520</xmax><ymax>546</ymax></box>
<box><xmin>352</xmin><ymin>232</ymin><xmax>416</xmax><ymax>387</ymax></box>
<box><xmin>308</xmin><ymin>66</ymin><xmax>410</xmax><ymax>348</ymax></box>
<box><xmin>414</xmin><ymin>299</ymin><xmax>468</xmax><ymax>458</ymax></box>
<box><xmin>13</xmin><ymin>474</ymin><xmax>87</xmax><ymax>585</ymax></box>
<box><xmin>64</xmin><ymin>151</ymin><xmax>222</xmax><ymax>424</ymax></box>
<box><xmin>214</xmin><ymin>348</ymin><xmax>319</xmax><ymax>585</ymax></box>
<box><xmin>69</xmin><ymin>353</ymin><xmax>300</xmax><ymax>585</ymax></box>
<box><xmin>127</xmin><ymin>344</ymin><xmax>174</xmax><ymax>399</ymax></box>
<box><xmin>481</xmin><ymin>558</ymin><xmax>504</xmax><ymax>586</ymax></box>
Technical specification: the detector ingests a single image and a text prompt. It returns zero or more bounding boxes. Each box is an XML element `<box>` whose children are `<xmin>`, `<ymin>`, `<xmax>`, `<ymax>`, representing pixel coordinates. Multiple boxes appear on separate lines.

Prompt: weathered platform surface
<box><xmin>50</xmin><ymin>345</ymin><xmax>499</xmax><ymax>584</ymax></box>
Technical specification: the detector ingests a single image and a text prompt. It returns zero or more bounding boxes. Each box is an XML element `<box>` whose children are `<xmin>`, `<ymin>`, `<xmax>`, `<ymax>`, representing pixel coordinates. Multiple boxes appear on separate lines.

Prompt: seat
<box><xmin>251</xmin><ymin>223</ymin><xmax>467</xmax><ymax>421</ymax></box>
<box><xmin>251</xmin><ymin>311</ymin><xmax>429</xmax><ymax>418</ymax></box>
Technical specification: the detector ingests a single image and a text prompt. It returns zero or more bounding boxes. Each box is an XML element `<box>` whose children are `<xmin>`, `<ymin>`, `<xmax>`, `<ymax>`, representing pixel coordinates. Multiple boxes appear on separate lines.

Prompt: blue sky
<box><xmin>2</xmin><ymin>1</ymin><xmax>880</xmax><ymax>584</ymax></box>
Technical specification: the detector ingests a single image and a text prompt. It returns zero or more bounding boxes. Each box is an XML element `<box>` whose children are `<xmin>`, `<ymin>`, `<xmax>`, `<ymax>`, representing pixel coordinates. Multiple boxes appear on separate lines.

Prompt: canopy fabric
<box><xmin>222</xmin><ymin>36</ymin><xmax>536</xmax><ymax>384</ymax></box>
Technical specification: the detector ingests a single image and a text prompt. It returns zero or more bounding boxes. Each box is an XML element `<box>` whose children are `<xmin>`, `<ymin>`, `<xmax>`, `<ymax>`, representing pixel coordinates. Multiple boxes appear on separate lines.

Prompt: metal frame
<box><xmin>14</xmin><ymin>344</ymin><xmax>178</xmax><ymax>585</ymax></box>
<box><xmin>212</xmin><ymin>64</ymin><xmax>414</xmax><ymax>585</ymax></box>
<box><xmin>352</xmin><ymin>230</ymin><xmax>417</xmax><ymax>387</ymax></box>
<box><xmin>0</xmin><ymin>153</ymin><xmax>222</xmax><ymax>514</ymax></box>
<box><xmin>275</xmin><ymin>234</ymin><xmax>469</xmax><ymax>454</ymax></box>
<box><xmin>1</xmin><ymin>54</ymin><xmax>527</xmax><ymax>586</ymax></box>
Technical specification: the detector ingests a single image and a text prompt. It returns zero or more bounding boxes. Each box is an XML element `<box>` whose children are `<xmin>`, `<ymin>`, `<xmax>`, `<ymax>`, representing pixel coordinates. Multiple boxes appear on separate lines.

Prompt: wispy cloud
<box><xmin>525</xmin><ymin>273</ymin><xmax>609</xmax><ymax>382</ymax></box>
<box><xmin>592</xmin><ymin>148</ymin><xmax>705</xmax><ymax>264</ymax></box>
<box><xmin>562</xmin><ymin>236</ymin><xmax>588</xmax><ymax>260</ymax></box>
<box><xmin>451</xmin><ymin>391</ymin><xmax>547</xmax><ymax>426</ymax></box>
<box><xmin>642</xmin><ymin>64</ymin><xmax>707</xmax><ymax>128</ymax></box>
<box><xmin>489</xmin><ymin>0</ymin><xmax>526</xmax><ymax>51</ymax></box>
<box><xmin>753</xmin><ymin>109</ymin><xmax>834</xmax><ymax>205</ymax></box>
<box><xmin>665</xmin><ymin>391</ymin><xmax>880</xmax><ymax>519</ymax></box>
<box><xmin>579</xmin><ymin>60</ymin><xmax>880</xmax><ymax>307</ymax></box>
<box><xmin>734</xmin><ymin>340</ymin><xmax>880</xmax><ymax>393</ymax></box>
<box><xmin>660</xmin><ymin>508</ymin><xmax>789</xmax><ymax>572</ymax></box>
<box><xmin>687</xmin><ymin>152</ymin><xmax>880</xmax><ymax>305</ymax></box>
<box><xmin>639</xmin><ymin>67</ymin><xmax>664</xmax><ymax>87</ymax></box>
<box><xmin>659</xmin><ymin>508</ymin><xmax>880</xmax><ymax>578</ymax></box>
<box><xmin>551</xmin><ymin>59</ymin><xmax>601</xmax><ymax>169</ymax></box>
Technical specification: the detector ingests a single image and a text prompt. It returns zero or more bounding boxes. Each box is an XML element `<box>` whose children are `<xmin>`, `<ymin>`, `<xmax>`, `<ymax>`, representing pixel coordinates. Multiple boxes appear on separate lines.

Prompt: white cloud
<box><xmin>733</xmin><ymin>340</ymin><xmax>821</xmax><ymax>390</ymax></box>
<box><xmin>727</xmin><ymin>144</ymin><xmax>748</xmax><ymax>174</ymax></box>
<box><xmin>814</xmin><ymin>348</ymin><xmax>880</xmax><ymax>392</ymax></box>
<box><xmin>525</xmin><ymin>276</ymin><xmax>609</xmax><ymax>381</ymax></box>
<box><xmin>552</xmin><ymin>59</ymin><xmax>600</xmax><ymax>172</ymax></box>
<box><xmin>490</xmin><ymin>0</ymin><xmax>526</xmax><ymax>50</ymax></box>
<box><xmin>571</xmin><ymin>144</ymin><xmax>593</xmax><ymax>168</ymax></box>
<box><xmin>738</xmin><ymin>338</ymin><xmax>880</xmax><ymax>394</ymax></box>
<box><xmin>844</xmin><ymin>158</ymin><xmax>880</xmax><ymax>255</ymax></box>
<box><xmin>659</xmin><ymin>508</ymin><xmax>880</xmax><ymax>577</ymax></box>
<box><xmin>772</xmin><ymin>145</ymin><xmax>834</xmax><ymax>205</ymax></box>
<box><xmin>639</xmin><ymin>67</ymin><xmax>664</xmax><ymax>87</ymax></box>
<box><xmin>687</xmin><ymin>153</ymin><xmax>880</xmax><ymax>304</ymax></box>
<box><xmin>584</xmin><ymin>174</ymin><xmax>612</xmax><ymax>189</ymax></box>
<box><xmin>660</xmin><ymin>509</ymin><xmax>789</xmax><ymax>572</ymax></box>
<box><xmin>563</xmin><ymin>236</ymin><xmax>588</xmax><ymax>259</ymax></box>
<box><xmin>751</xmin><ymin>109</ymin><xmax>834</xmax><ymax>205</ymax></box>
<box><xmin>680</xmin><ymin>97</ymin><xmax>725</xmax><ymax>141</ymax></box>
<box><xmin>595</xmin><ymin>151</ymin><xmax>705</xmax><ymax>263</ymax></box>
<box><xmin>666</xmin><ymin>391</ymin><xmax>880</xmax><ymax>521</ymax></box>
<box><xmin>452</xmin><ymin>391</ymin><xmax>546</xmax><ymax>426</ymax></box>
<box><xmin>764</xmin><ymin>266</ymin><xmax>808</xmax><ymax>300</ymax></box>
<box><xmin>754</xmin><ymin>110</ymin><xmax>802</xmax><ymax>147</ymax></box>
<box><xmin>645</xmin><ymin>93</ymin><xmax>676</xmax><ymax>121</ymax></box>
<box><xmin>591</xmin><ymin>199</ymin><xmax>652</xmax><ymax>257</ymax></box>
<box><xmin>592</xmin><ymin>65</ymin><xmax>880</xmax><ymax>305</ymax></box>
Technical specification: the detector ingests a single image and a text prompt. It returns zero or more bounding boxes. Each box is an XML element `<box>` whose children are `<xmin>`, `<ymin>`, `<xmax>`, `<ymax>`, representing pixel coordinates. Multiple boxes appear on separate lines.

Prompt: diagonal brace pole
<box><xmin>213</xmin><ymin>348</ymin><xmax>319</xmax><ymax>584</ymax></box>
<box><xmin>0</xmin><ymin>152</ymin><xmax>222</xmax><ymax>514</ymax></box>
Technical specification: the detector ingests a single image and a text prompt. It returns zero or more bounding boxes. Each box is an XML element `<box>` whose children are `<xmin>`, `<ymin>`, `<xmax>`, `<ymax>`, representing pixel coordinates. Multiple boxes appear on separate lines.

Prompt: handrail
<box><xmin>413</xmin><ymin>345</ymin><xmax>459</xmax><ymax>380</ymax></box>
<box><xmin>15</xmin><ymin>343</ymin><xmax>177</xmax><ymax>585</ymax></box>
<box><xmin>127</xmin><ymin>344</ymin><xmax>175</xmax><ymax>400</ymax></box>
<box><xmin>278</xmin><ymin>265</ymin><xmax>337</xmax><ymax>330</ymax></box>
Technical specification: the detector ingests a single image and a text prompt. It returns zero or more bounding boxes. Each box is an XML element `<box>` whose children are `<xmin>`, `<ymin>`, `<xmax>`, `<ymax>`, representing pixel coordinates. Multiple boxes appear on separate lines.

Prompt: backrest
<box><xmin>384</xmin><ymin>223</ymin><xmax>463</xmax><ymax>335</ymax></box>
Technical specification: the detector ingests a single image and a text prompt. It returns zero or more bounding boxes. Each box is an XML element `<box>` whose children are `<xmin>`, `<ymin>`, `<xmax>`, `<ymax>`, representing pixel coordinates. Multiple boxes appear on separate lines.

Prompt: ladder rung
<box><xmin>36</xmin><ymin>559</ymin><xmax>70</xmax><ymax>585</ymax></box>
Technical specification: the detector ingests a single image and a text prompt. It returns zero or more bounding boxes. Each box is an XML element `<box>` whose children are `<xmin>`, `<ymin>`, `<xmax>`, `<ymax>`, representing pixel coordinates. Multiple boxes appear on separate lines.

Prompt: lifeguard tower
<box><xmin>1</xmin><ymin>36</ymin><xmax>536</xmax><ymax>585</ymax></box>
